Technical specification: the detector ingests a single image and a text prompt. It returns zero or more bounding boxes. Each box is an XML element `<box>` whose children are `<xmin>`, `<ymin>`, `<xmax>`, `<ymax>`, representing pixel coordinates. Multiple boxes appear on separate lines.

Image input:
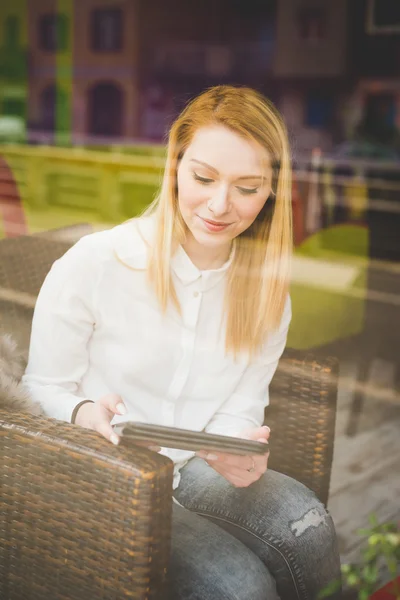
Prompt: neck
<box><xmin>182</xmin><ymin>234</ymin><xmax>231</xmax><ymax>270</ymax></box>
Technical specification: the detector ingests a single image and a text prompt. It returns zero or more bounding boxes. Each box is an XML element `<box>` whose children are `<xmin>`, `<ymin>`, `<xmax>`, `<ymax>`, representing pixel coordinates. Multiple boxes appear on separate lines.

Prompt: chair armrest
<box><xmin>33</xmin><ymin>223</ymin><xmax>93</xmax><ymax>243</ymax></box>
<box><xmin>266</xmin><ymin>349</ymin><xmax>339</xmax><ymax>505</ymax></box>
<box><xmin>0</xmin><ymin>234</ymin><xmax>78</xmax><ymax>352</ymax></box>
<box><xmin>0</xmin><ymin>410</ymin><xmax>173</xmax><ymax>600</ymax></box>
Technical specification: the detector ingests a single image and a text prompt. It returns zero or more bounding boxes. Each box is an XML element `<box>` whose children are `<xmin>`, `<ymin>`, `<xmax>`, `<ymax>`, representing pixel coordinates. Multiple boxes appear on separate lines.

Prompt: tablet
<box><xmin>113</xmin><ymin>422</ymin><xmax>269</xmax><ymax>456</ymax></box>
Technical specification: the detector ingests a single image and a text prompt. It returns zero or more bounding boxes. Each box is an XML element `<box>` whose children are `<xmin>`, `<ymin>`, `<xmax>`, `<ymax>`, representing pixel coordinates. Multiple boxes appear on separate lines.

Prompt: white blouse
<box><xmin>23</xmin><ymin>216</ymin><xmax>291</xmax><ymax>488</ymax></box>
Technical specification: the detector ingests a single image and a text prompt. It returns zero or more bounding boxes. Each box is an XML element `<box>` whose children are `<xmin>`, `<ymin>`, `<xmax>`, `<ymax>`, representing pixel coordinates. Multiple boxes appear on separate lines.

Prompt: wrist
<box><xmin>71</xmin><ymin>400</ymin><xmax>94</xmax><ymax>425</ymax></box>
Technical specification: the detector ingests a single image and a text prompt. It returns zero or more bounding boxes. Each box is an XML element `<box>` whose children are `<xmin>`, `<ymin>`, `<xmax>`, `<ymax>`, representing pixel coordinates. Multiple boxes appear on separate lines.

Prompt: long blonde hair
<box><xmin>145</xmin><ymin>85</ymin><xmax>292</xmax><ymax>357</ymax></box>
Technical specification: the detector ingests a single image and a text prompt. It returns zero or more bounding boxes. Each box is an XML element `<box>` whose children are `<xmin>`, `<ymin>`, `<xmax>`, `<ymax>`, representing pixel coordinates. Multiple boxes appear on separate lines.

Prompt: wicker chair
<box><xmin>0</xmin><ymin>226</ymin><xmax>338</xmax><ymax>600</ymax></box>
<box><xmin>0</xmin><ymin>410</ymin><xmax>173</xmax><ymax>600</ymax></box>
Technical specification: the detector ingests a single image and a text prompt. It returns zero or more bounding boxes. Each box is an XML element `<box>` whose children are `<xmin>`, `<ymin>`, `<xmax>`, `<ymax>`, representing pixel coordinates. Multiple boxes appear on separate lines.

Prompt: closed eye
<box><xmin>193</xmin><ymin>172</ymin><xmax>214</xmax><ymax>184</ymax></box>
<box><xmin>193</xmin><ymin>172</ymin><xmax>258</xmax><ymax>194</ymax></box>
<box><xmin>237</xmin><ymin>186</ymin><xmax>259</xmax><ymax>195</ymax></box>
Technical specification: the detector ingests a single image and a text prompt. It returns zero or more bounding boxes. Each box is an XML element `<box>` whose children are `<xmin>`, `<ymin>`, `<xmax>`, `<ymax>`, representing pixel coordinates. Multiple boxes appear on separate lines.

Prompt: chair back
<box><xmin>268</xmin><ymin>349</ymin><xmax>338</xmax><ymax>506</ymax></box>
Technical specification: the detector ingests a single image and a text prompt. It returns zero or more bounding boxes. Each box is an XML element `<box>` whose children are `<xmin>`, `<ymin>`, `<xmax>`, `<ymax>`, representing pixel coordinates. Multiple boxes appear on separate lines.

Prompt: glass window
<box><xmin>38</xmin><ymin>13</ymin><xmax>69</xmax><ymax>52</ymax></box>
<box><xmin>297</xmin><ymin>7</ymin><xmax>327</xmax><ymax>42</ymax></box>
<box><xmin>91</xmin><ymin>8</ymin><xmax>123</xmax><ymax>52</ymax></box>
<box><xmin>305</xmin><ymin>92</ymin><xmax>333</xmax><ymax>128</ymax></box>
<box><xmin>372</xmin><ymin>0</ymin><xmax>400</xmax><ymax>28</ymax></box>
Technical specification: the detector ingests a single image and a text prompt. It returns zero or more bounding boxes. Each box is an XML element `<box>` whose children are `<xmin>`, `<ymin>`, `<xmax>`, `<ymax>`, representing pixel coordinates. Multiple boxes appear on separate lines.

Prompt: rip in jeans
<box><xmin>290</xmin><ymin>507</ymin><xmax>327</xmax><ymax>537</ymax></box>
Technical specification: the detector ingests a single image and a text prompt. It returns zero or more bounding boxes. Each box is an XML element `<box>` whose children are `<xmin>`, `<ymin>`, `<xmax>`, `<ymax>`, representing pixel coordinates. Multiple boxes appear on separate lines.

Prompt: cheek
<box><xmin>178</xmin><ymin>176</ymin><xmax>205</xmax><ymax>213</ymax></box>
<box><xmin>237</xmin><ymin>197</ymin><xmax>267</xmax><ymax>223</ymax></box>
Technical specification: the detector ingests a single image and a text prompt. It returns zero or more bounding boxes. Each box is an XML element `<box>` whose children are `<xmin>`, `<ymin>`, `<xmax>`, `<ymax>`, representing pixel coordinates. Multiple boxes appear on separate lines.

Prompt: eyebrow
<box><xmin>190</xmin><ymin>159</ymin><xmax>263</xmax><ymax>181</ymax></box>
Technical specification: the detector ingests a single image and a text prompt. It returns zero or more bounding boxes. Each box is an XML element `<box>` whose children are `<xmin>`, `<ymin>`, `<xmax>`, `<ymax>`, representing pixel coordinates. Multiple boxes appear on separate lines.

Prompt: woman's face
<box><xmin>176</xmin><ymin>125</ymin><xmax>272</xmax><ymax>251</ymax></box>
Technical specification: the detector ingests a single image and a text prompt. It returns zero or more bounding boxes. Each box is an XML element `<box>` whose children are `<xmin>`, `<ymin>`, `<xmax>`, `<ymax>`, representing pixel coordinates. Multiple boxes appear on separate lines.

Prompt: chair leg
<box><xmin>346</xmin><ymin>355</ymin><xmax>371</xmax><ymax>437</ymax></box>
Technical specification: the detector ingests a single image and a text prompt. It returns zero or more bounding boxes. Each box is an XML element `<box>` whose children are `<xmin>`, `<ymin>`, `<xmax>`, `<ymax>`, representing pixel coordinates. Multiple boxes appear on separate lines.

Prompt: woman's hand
<box><xmin>196</xmin><ymin>426</ymin><xmax>270</xmax><ymax>488</ymax></box>
<box><xmin>74</xmin><ymin>393</ymin><xmax>160</xmax><ymax>451</ymax></box>
<box><xmin>74</xmin><ymin>393</ymin><xmax>127</xmax><ymax>444</ymax></box>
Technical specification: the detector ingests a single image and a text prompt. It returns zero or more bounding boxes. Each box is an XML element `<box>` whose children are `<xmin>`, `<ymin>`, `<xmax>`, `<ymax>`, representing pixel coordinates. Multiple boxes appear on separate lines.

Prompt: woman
<box><xmin>23</xmin><ymin>86</ymin><xmax>341</xmax><ymax>599</ymax></box>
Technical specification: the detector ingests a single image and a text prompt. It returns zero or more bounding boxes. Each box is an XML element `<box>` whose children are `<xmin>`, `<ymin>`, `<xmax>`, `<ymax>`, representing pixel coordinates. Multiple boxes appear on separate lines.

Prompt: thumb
<box><xmin>241</xmin><ymin>425</ymin><xmax>270</xmax><ymax>442</ymax></box>
<box><xmin>100</xmin><ymin>393</ymin><xmax>127</xmax><ymax>416</ymax></box>
<box><xmin>97</xmin><ymin>420</ymin><xmax>120</xmax><ymax>446</ymax></box>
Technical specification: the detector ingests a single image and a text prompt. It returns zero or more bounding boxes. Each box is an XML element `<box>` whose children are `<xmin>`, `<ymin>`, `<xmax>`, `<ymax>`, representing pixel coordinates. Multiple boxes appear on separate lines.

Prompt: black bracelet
<box><xmin>71</xmin><ymin>400</ymin><xmax>94</xmax><ymax>424</ymax></box>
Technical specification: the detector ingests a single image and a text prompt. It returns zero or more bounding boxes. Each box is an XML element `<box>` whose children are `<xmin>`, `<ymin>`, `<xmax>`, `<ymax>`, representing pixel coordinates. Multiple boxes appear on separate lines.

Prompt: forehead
<box><xmin>184</xmin><ymin>125</ymin><xmax>270</xmax><ymax>175</ymax></box>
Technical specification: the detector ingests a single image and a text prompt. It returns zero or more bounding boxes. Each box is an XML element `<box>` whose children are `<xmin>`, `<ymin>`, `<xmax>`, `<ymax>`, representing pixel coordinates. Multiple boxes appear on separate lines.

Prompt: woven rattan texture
<box><xmin>0</xmin><ymin>235</ymin><xmax>73</xmax><ymax>350</ymax></box>
<box><xmin>0</xmin><ymin>235</ymin><xmax>72</xmax><ymax>297</ymax></box>
<box><xmin>267</xmin><ymin>349</ymin><xmax>338</xmax><ymax>506</ymax></box>
<box><xmin>0</xmin><ymin>410</ymin><xmax>173</xmax><ymax>600</ymax></box>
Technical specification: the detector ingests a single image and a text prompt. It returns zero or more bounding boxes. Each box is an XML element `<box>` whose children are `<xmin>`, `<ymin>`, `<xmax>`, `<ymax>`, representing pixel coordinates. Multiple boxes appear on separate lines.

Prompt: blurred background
<box><xmin>0</xmin><ymin>0</ymin><xmax>399</xmax><ymax>571</ymax></box>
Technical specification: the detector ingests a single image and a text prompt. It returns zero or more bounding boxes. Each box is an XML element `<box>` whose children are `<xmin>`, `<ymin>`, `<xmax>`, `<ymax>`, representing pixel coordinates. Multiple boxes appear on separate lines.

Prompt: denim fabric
<box><xmin>169</xmin><ymin>458</ymin><xmax>341</xmax><ymax>600</ymax></box>
<box><xmin>169</xmin><ymin>501</ymin><xmax>279</xmax><ymax>600</ymax></box>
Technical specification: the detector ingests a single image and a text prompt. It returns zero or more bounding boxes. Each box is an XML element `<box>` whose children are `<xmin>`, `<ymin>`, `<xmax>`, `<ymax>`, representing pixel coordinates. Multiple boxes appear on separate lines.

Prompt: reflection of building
<box><xmin>27</xmin><ymin>0</ymin><xmax>139</xmax><ymax>142</ymax></box>
<box><xmin>271</xmin><ymin>0</ymin><xmax>400</xmax><ymax>155</ymax></box>
<box><xmin>347</xmin><ymin>0</ymin><xmax>400</xmax><ymax>135</ymax></box>
<box><xmin>0</xmin><ymin>1</ymin><xmax>28</xmax><ymax>139</ymax></box>
<box><xmin>137</xmin><ymin>0</ymin><xmax>277</xmax><ymax>131</ymax></box>
<box><xmin>1</xmin><ymin>0</ymin><xmax>278</xmax><ymax>143</ymax></box>
<box><xmin>1</xmin><ymin>0</ymin><xmax>399</xmax><ymax>148</ymax></box>
<box><xmin>273</xmin><ymin>0</ymin><xmax>349</xmax><ymax>154</ymax></box>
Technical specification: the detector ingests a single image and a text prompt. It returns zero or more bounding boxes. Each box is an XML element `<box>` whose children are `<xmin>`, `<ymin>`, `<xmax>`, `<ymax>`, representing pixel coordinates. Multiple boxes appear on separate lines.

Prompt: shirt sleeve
<box><xmin>22</xmin><ymin>236</ymin><xmax>102</xmax><ymax>423</ymax></box>
<box><xmin>204</xmin><ymin>295</ymin><xmax>292</xmax><ymax>437</ymax></box>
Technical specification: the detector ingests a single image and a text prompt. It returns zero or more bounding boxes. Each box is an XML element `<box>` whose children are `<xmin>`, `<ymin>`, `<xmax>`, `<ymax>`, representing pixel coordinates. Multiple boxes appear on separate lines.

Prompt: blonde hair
<box><xmin>145</xmin><ymin>85</ymin><xmax>292</xmax><ymax>357</ymax></box>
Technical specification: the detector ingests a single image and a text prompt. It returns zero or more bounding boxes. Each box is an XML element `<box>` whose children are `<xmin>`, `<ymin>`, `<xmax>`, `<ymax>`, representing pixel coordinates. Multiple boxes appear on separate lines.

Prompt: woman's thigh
<box><xmin>170</xmin><ymin>501</ymin><xmax>279</xmax><ymax>600</ymax></box>
<box><xmin>174</xmin><ymin>458</ymin><xmax>341</xmax><ymax>600</ymax></box>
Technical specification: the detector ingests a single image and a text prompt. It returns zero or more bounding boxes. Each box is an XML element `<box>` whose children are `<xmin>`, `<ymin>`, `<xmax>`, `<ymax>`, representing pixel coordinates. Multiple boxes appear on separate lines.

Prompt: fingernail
<box><xmin>116</xmin><ymin>403</ymin><xmax>126</xmax><ymax>415</ymax></box>
<box><xmin>206</xmin><ymin>453</ymin><xmax>218</xmax><ymax>461</ymax></box>
<box><xmin>110</xmin><ymin>434</ymin><xmax>119</xmax><ymax>446</ymax></box>
<box><xmin>262</xmin><ymin>426</ymin><xmax>270</xmax><ymax>433</ymax></box>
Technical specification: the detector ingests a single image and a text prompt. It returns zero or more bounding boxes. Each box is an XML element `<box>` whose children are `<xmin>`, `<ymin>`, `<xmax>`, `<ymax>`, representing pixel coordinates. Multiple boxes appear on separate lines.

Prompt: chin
<box><xmin>191</xmin><ymin>227</ymin><xmax>232</xmax><ymax>247</ymax></box>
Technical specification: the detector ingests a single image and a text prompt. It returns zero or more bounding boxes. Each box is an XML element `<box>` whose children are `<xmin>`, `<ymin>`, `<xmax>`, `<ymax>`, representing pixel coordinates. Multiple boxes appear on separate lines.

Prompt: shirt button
<box><xmin>193</xmin><ymin>291</ymin><xmax>199</xmax><ymax>297</ymax></box>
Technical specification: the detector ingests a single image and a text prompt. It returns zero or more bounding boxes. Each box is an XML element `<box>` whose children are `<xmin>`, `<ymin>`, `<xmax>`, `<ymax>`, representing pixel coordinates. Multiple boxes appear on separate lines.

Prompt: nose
<box><xmin>208</xmin><ymin>183</ymin><xmax>230</xmax><ymax>217</ymax></box>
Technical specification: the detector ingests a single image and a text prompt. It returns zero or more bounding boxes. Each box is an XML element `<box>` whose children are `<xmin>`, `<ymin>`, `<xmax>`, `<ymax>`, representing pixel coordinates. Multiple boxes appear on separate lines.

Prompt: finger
<box><xmin>208</xmin><ymin>451</ymin><xmax>269</xmax><ymax>474</ymax></box>
<box><xmin>197</xmin><ymin>450</ymin><xmax>249</xmax><ymax>464</ymax></box>
<box><xmin>253</xmin><ymin>453</ymin><xmax>269</xmax><ymax>473</ymax></box>
<box><xmin>257</xmin><ymin>437</ymin><xmax>269</xmax><ymax>444</ymax></box>
<box><xmin>247</xmin><ymin>448</ymin><xmax>269</xmax><ymax>472</ymax></box>
<box><xmin>201</xmin><ymin>452</ymin><xmax>257</xmax><ymax>469</ymax></box>
<box><xmin>196</xmin><ymin>450</ymin><xmax>224</xmax><ymax>463</ymax></box>
<box><xmin>196</xmin><ymin>450</ymin><xmax>220</xmax><ymax>461</ymax></box>
<box><xmin>211</xmin><ymin>464</ymin><xmax>259</xmax><ymax>487</ymax></box>
<box><xmin>101</xmin><ymin>393</ymin><xmax>126</xmax><ymax>416</ymax></box>
<box><xmin>222</xmin><ymin>475</ymin><xmax>249</xmax><ymax>488</ymax></box>
<box><xmin>241</xmin><ymin>425</ymin><xmax>270</xmax><ymax>441</ymax></box>
<box><xmin>134</xmin><ymin>440</ymin><xmax>162</xmax><ymax>452</ymax></box>
<box><xmin>96</xmin><ymin>420</ymin><xmax>119</xmax><ymax>445</ymax></box>
<box><xmin>211</xmin><ymin>463</ymin><xmax>258</xmax><ymax>480</ymax></box>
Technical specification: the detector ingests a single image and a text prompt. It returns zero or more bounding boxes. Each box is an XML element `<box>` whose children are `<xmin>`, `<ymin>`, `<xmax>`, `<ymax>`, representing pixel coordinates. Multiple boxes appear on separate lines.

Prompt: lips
<box><xmin>203</xmin><ymin>218</ymin><xmax>230</xmax><ymax>226</ymax></box>
<box><xmin>198</xmin><ymin>216</ymin><xmax>232</xmax><ymax>232</ymax></box>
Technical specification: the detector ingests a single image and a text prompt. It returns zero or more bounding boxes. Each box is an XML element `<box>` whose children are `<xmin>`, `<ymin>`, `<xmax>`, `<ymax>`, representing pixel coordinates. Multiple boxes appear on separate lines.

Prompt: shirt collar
<box><xmin>113</xmin><ymin>217</ymin><xmax>153</xmax><ymax>269</ymax></box>
<box><xmin>171</xmin><ymin>243</ymin><xmax>235</xmax><ymax>290</ymax></box>
<box><xmin>113</xmin><ymin>216</ymin><xmax>235</xmax><ymax>290</ymax></box>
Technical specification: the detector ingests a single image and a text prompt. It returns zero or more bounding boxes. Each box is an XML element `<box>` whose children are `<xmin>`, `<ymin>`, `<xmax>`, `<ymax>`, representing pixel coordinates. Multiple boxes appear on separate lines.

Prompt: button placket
<box><xmin>162</xmin><ymin>399</ymin><xmax>175</xmax><ymax>425</ymax></box>
<box><xmin>165</xmin><ymin>284</ymin><xmax>203</xmax><ymax>406</ymax></box>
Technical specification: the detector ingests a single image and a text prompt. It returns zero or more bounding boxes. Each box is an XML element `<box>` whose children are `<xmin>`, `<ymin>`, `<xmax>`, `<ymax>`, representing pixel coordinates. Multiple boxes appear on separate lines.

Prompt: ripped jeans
<box><xmin>169</xmin><ymin>458</ymin><xmax>341</xmax><ymax>600</ymax></box>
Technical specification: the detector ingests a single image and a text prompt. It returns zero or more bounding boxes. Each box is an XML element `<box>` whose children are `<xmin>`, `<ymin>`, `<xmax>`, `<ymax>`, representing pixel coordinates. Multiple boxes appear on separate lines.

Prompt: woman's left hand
<box><xmin>196</xmin><ymin>426</ymin><xmax>270</xmax><ymax>488</ymax></box>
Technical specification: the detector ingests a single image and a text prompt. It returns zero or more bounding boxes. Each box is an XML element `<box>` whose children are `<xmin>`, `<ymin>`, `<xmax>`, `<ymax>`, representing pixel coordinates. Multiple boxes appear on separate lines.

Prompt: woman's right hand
<box><xmin>74</xmin><ymin>393</ymin><xmax>127</xmax><ymax>445</ymax></box>
<box><xmin>74</xmin><ymin>394</ymin><xmax>161</xmax><ymax>452</ymax></box>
